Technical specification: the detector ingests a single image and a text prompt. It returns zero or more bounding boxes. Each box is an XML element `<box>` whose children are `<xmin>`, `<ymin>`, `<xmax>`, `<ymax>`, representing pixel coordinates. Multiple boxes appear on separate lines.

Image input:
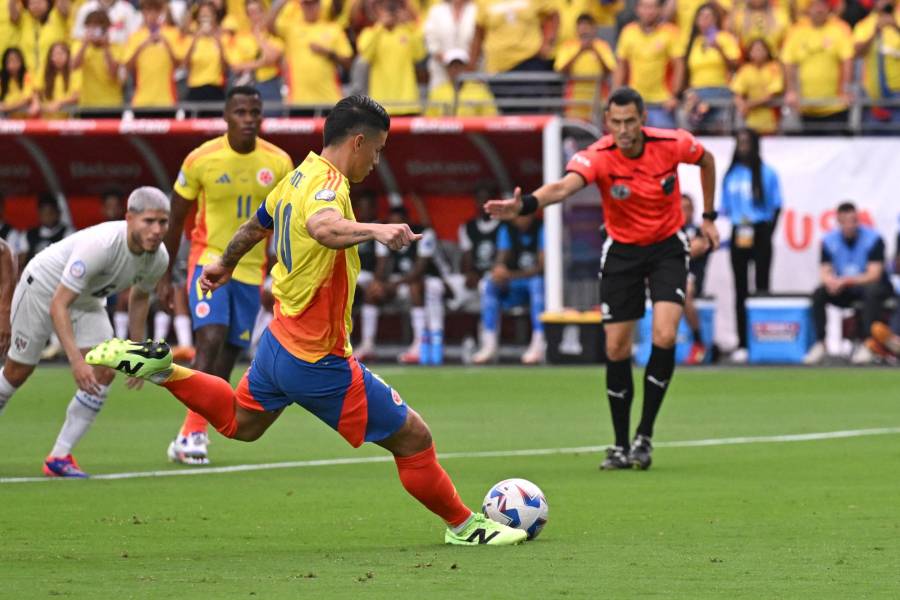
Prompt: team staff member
<box><xmin>157</xmin><ymin>86</ymin><xmax>292</xmax><ymax>465</ymax></box>
<box><xmin>89</xmin><ymin>95</ymin><xmax>526</xmax><ymax>546</ymax></box>
<box><xmin>486</xmin><ymin>87</ymin><xmax>719</xmax><ymax>470</ymax></box>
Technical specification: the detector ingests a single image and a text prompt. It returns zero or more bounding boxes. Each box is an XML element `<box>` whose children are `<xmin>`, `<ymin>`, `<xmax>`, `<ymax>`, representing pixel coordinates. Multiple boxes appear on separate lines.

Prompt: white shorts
<box><xmin>8</xmin><ymin>279</ymin><xmax>114</xmax><ymax>366</ymax></box>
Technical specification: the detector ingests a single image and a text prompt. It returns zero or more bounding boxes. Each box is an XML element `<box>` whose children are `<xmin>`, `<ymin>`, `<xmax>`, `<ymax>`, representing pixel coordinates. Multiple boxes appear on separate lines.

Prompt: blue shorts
<box><xmin>235</xmin><ymin>328</ymin><xmax>409</xmax><ymax>447</ymax></box>
<box><xmin>188</xmin><ymin>266</ymin><xmax>261</xmax><ymax>348</ymax></box>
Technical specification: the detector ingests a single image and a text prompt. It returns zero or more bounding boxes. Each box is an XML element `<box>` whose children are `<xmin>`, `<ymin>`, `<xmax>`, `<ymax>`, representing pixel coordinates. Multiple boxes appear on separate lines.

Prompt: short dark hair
<box><xmin>389</xmin><ymin>205</ymin><xmax>408</xmax><ymax>218</ymax></box>
<box><xmin>576</xmin><ymin>12</ymin><xmax>596</xmax><ymax>25</ymax></box>
<box><xmin>226</xmin><ymin>85</ymin><xmax>261</xmax><ymax>103</ymax></box>
<box><xmin>837</xmin><ymin>201</ymin><xmax>856</xmax><ymax>214</ymax></box>
<box><xmin>324</xmin><ymin>95</ymin><xmax>390</xmax><ymax>147</ymax></box>
<box><xmin>38</xmin><ymin>192</ymin><xmax>59</xmax><ymax>210</ymax></box>
<box><xmin>606</xmin><ymin>86</ymin><xmax>644</xmax><ymax>114</ymax></box>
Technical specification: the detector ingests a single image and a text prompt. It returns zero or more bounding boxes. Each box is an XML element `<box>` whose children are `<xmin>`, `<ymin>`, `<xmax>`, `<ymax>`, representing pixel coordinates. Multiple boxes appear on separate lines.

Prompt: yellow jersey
<box><xmin>686</xmin><ymin>31</ymin><xmax>741</xmax><ymax>88</ymax></box>
<box><xmin>731</xmin><ymin>61</ymin><xmax>784</xmax><ymax>134</ymax></box>
<box><xmin>554</xmin><ymin>38</ymin><xmax>616</xmax><ymax>120</ymax></box>
<box><xmin>357</xmin><ymin>23</ymin><xmax>426</xmax><ymax>115</ymax></box>
<box><xmin>675</xmin><ymin>0</ymin><xmax>732</xmax><ymax>46</ymax></box>
<box><xmin>174</xmin><ymin>135</ymin><xmax>293</xmax><ymax>286</ymax></box>
<box><xmin>730</xmin><ymin>7</ymin><xmax>789</xmax><ymax>53</ymax></box>
<box><xmin>261</xmin><ymin>151</ymin><xmax>359</xmax><ymax>362</ymax></box>
<box><xmin>37</xmin><ymin>70</ymin><xmax>82</xmax><ymax>118</ymax></box>
<box><xmin>616</xmin><ymin>22</ymin><xmax>683</xmax><ymax>103</ymax></box>
<box><xmin>186</xmin><ymin>35</ymin><xmax>226</xmax><ymax>88</ymax></box>
<box><xmin>0</xmin><ymin>0</ymin><xmax>19</xmax><ymax>57</ymax></box>
<box><xmin>224</xmin><ymin>30</ymin><xmax>284</xmax><ymax>83</ymax></box>
<box><xmin>72</xmin><ymin>41</ymin><xmax>124</xmax><ymax>108</ymax></box>
<box><xmin>16</xmin><ymin>8</ymin><xmax>68</xmax><ymax>77</ymax></box>
<box><xmin>853</xmin><ymin>13</ymin><xmax>900</xmax><ymax>100</ymax></box>
<box><xmin>475</xmin><ymin>0</ymin><xmax>557</xmax><ymax>73</ymax></box>
<box><xmin>426</xmin><ymin>80</ymin><xmax>498</xmax><ymax>116</ymax></box>
<box><xmin>782</xmin><ymin>18</ymin><xmax>854</xmax><ymax>116</ymax></box>
<box><xmin>124</xmin><ymin>26</ymin><xmax>184</xmax><ymax>107</ymax></box>
<box><xmin>278</xmin><ymin>20</ymin><xmax>352</xmax><ymax>104</ymax></box>
<box><xmin>1</xmin><ymin>72</ymin><xmax>35</xmax><ymax>117</ymax></box>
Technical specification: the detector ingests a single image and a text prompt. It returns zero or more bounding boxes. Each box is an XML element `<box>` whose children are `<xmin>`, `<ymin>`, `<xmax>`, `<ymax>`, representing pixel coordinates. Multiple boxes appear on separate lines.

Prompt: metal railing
<box><xmin>9</xmin><ymin>72</ymin><xmax>900</xmax><ymax>135</ymax></box>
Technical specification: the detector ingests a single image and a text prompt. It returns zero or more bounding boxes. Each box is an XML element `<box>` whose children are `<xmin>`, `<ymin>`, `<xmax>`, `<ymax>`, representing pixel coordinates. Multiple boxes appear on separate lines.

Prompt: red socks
<box><xmin>394</xmin><ymin>444</ymin><xmax>472</xmax><ymax>527</ymax></box>
<box><xmin>180</xmin><ymin>410</ymin><xmax>209</xmax><ymax>437</ymax></box>
<box><xmin>162</xmin><ymin>366</ymin><xmax>238</xmax><ymax>438</ymax></box>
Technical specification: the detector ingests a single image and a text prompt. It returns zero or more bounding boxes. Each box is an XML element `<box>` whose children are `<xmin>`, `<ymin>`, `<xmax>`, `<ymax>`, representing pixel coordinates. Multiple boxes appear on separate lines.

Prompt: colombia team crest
<box><xmin>257</xmin><ymin>168</ymin><xmax>274</xmax><ymax>186</ymax></box>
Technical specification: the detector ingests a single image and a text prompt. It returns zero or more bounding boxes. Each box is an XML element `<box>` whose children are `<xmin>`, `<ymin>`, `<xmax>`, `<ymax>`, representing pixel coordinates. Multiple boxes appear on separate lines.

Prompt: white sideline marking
<box><xmin>3</xmin><ymin>427</ymin><xmax>899</xmax><ymax>485</ymax></box>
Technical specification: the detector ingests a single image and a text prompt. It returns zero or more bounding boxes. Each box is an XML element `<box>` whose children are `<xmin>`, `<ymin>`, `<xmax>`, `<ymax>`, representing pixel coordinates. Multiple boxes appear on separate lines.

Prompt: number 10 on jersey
<box><xmin>237</xmin><ymin>195</ymin><xmax>252</xmax><ymax>218</ymax></box>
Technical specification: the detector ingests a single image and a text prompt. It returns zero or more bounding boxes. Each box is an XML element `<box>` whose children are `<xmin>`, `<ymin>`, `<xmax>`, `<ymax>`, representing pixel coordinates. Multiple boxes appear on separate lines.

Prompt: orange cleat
<box><xmin>870</xmin><ymin>322</ymin><xmax>900</xmax><ymax>357</ymax></box>
<box><xmin>685</xmin><ymin>342</ymin><xmax>707</xmax><ymax>365</ymax></box>
<box><xmin>172</xmin><ymin>346</ymin><xmax>196</xmax><ymax>363</ymax></box>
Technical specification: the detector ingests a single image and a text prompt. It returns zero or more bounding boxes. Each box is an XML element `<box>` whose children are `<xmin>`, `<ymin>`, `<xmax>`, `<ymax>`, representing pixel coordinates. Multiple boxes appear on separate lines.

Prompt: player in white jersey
<box><xmin>0</xmin><ymin>187</ymin><xmax>170</xmax><ymax>478</ymax></box>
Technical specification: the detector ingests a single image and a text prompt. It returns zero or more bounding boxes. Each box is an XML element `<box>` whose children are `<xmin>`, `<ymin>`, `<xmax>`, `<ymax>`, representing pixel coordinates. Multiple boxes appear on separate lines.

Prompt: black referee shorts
<box><xmin>599</xmin><ymin>232</ymin><xmax>690</xmax><ymax>323</ymax></box>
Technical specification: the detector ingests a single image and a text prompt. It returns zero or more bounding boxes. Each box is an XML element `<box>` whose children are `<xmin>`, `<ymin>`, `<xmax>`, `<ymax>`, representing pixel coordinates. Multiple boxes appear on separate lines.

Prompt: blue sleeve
<box><xmin>764</xmin><ymin>165</ymin><xmax>782</xmax><ymax>212</ymax></box>
<box><xmin>497</xmin><ymin>224</ymin><xmax>511</xmax><ymax>251</ymax></box>
<box><xmin>820</xmin><ymin>243</ymin><xmax>832</xmax><ymax>264</ymax></box>
<box><xmin>538</xmin><ymin>225</ymin><xmax>544</xmax><ymax>251</ymax></box>
<box><xmin>256</xmin><ymin>203</ymin><xmax>274</xmax><ymax>229</ymax></box>
<box><xmin>720</xmin><ymin>170</ymin><xmax>734</xmax><ymax>220</ymax></box>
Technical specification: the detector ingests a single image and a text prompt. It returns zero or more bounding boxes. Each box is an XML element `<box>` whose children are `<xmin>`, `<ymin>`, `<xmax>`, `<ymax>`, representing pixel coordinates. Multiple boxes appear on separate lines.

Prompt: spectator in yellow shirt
<box><xmin>272</xmin><ymin>0</ymin><xmax>353</xmax><ymax>113</ymax></box>
<box><xmin>184</xmin><ymin>1</ymin><xmax>228</xmax><ymax>108</ymax></box>
<box><xmin>554</xmin><ymin>13</ymin><xmax>615</xmax><ymax>121</ymax></box>
<box><xmin>728</xmin><ymin>0</ymin><xmax>789</xmax><ymax>54</ymax></box>
<box><xmin>358</xmin><ymin>0</ymin><xmax>426</xmax><ymax>115</ymax></box>
<box><xmin>731</xmin><ymin>38</ymin><xmax>784</xmax><ymax>134</ymax></box>
<box><xmin>1</xmin><ymin>46</ymin><xmax>39</xmax><ymax>117</ymax></box>
<box><xmin>1</xmin><ymin>0</ymin><xmax>21</xmax><ymax>57</ymax></box>
<box><xmin>124</xmin><ymin>0</ymin><xmax>184</xmax><ymax>115</ymax></box>
<box><xmin>225</xmin><ymin>0</ymin><xmax>284</xmax><ymax>105</ymax></box>
<box><xmin>72</xmin><ymin>9</ymin><xmax>124</xmax><ymax>117</ymax></box>
<box><xmin>853</xmin><ymin>0</ymin><xmax>900</xmax><ymax>128</ymax></box>
<box><xmin>614</xmin><ymin>0</ymin><xmax>683</xmax><ymax>128</ymax></box>
<box><xmin>13</xmin><ymin>0</ymin><xmax>69</xmax><ymax>76</ymax></box>
<box><xmin>469</xmin><ymin>0</ymin><xmax>558</xmax><ymax>112</ymax></box>
<box><xmin>38</xmin><ymin>41</ymin><xmax>80</xmax><ymax>118</ymax></box>
<box><xmin>783</xmin><ymin>0</ymin><xmax>854</xmax><ymax>133</ymax></box>
<box><xmin>556</xmin><ymin>0</ymin><xmax>623</xmax><ymax>45</ymax></box>
<box><xmin>681</xmin><ymin>3</ymin><xmax>740</xmax><ymax>131</ymax></box>
<box><xmin>426</xmin><ymin>48</ymin><xmax>498</xmax><ymax>115</ymax></box>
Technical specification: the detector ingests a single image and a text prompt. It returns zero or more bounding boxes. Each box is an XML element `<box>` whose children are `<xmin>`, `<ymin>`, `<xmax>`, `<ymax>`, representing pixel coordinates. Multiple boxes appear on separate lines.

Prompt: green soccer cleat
<box><xmin>444</xmin><ymin>513</ymin><xmax>528</xmax><ymax>546</ymax></box>
<box><xmin>86</xmin><ymin>338</ymin><xmax>173</xmax><ymax>379</ymax></box>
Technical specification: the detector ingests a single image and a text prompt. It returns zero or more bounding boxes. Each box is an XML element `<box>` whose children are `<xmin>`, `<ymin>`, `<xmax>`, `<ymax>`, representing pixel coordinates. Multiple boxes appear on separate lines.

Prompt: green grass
<box><xmin>2</xmin><ymin>366</ymin><xmax>899</xmax><ymax>599</ymax></box>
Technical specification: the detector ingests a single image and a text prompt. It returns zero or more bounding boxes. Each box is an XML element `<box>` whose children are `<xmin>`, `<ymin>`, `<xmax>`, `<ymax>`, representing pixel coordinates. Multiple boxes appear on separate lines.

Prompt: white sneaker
<box><xmin>353</xmin><ymin>342</ymin><xmax>375</xmax><ymax>362</ymax></box>
<box><xmin>167</xmin><ymin>431</ymin><xmax>210</xmax><ymax>465</ymax></box>
<box><xmin>803</xmin><ymin>342</ymin><xmax>826</xmax><ymax>365</ymax></box>
<box><xmin>850</xmin><ymin>343</ymin><xmax>874</xmax><ymax>365</ymax></box>
<box><xmin>730</xmin><ymin>348</ymin><xmax>749</xmax><ymax>364</ymax></box>
<box><xmin>521</xmin><ymin>334</ymin><xmax>546</xmax><ymax>365</ymax></box>
<box><xmin>472</xmin><ymin>331</ymin><xmax>498</xmax><ymax>364</ymax></box>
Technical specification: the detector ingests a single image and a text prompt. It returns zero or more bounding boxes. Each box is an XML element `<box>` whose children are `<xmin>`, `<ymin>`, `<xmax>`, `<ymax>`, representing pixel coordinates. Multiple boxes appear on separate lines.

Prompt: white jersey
<box><xmin>22</xmin><ymin>221</ymin><xmax>168</xmax><ymax>311</ymax></box>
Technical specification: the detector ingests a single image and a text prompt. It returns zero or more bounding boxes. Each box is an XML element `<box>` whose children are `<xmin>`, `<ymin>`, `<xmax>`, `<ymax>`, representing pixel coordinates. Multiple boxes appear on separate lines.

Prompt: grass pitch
<box><xmin>1</xmin><ymin>366</ymin><xmax>899</xmax><ymax>599</ymax></box>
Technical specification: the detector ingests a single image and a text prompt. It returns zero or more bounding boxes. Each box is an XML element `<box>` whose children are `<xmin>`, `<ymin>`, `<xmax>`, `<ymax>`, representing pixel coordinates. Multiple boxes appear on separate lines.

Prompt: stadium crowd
<box><xmin>1</xmin><ymin>0</ymin><xmax>900</xmax><ymax>131</ymax></box>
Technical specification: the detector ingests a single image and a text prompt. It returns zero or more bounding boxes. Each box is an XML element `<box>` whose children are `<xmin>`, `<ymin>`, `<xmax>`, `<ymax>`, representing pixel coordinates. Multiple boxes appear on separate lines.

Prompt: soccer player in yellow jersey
<box><xmin>89</xmin><ymin>95</ymin><xmax>527</xmax><ymax>546</ymax></box>
<box><xmin>157</xmin><ymin>86</ymin><xmax>293</xmax><ymax>465</ymax></box>
<box><xmin>614</xmin><ymin>0</ymin><xmax>684</xmax><ymax>128</ymax></box>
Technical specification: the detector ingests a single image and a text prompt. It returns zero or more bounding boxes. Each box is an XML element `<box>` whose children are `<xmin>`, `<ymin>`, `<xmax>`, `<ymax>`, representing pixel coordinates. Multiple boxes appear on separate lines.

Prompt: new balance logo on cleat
<box><xmin>116</xmin><ymin>360</ymin><xmax>144</xmax><ymax>375</ymax></box>
<box><xmin>465</xmin><ymin>528</ymin><xmax>501</xmax><ymax>544</ymax></box>
<box><xmin>216</xmin><ymin>173</ymin><xmax>231</xmax><ymax>184</ymax></box>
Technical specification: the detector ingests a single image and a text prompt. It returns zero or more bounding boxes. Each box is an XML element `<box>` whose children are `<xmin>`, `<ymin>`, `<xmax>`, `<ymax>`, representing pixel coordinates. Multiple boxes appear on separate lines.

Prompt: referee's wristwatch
<box><xmin>702</xmin><ymin>210</ymin><xmax>718</xmax><ymax>221</ymax></box>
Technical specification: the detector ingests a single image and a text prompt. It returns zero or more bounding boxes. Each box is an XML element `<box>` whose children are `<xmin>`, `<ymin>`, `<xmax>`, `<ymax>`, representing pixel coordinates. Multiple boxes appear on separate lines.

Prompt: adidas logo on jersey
<box><xmin>216</xmin><ymin>173</ymin><xmax>231</xmax><ymax>184</ymax></box>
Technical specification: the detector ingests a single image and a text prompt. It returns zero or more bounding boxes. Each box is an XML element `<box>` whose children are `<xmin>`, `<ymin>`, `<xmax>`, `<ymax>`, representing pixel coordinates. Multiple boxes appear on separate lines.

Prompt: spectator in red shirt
<box><xmin>486</xmin><ymin>86</ymin><xmax>720</xmax><ymax>471</ymax></box>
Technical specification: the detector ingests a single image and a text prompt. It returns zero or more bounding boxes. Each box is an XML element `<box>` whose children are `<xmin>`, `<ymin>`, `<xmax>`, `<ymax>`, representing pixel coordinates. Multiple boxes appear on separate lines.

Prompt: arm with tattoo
<box><xmin>221</xmin><ymin>214</ymin><xmax>270</xmax><ymax>268</ymax></box>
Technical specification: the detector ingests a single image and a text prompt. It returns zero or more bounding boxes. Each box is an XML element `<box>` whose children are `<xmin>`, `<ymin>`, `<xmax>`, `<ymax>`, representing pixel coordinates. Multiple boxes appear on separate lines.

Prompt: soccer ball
<box><xmin>482</xmin><ymin>478</ymin><xmax>549</xmax><ymax>540</ymax></box>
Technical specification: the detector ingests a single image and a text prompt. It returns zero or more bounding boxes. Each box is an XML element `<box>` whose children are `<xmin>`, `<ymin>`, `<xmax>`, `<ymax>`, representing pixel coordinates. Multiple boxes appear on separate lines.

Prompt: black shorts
<box><xmin>599</xmin><ymin>232</ymin><xmax>690</xmax><ymax>323</ymax></box>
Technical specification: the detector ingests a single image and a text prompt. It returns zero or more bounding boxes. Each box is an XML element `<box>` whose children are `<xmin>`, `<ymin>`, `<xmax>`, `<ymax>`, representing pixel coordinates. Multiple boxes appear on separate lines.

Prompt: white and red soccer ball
<box><xmin>482</xmin><ymin>478</ymin><xmax>549</xmax><ymax>540</ymax></box>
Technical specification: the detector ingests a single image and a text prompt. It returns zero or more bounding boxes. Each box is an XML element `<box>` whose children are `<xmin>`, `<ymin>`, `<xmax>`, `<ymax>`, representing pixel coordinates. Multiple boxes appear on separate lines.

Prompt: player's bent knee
<box><xmin>94</xmin><ymin>366</ymin><xmax>116</xmax><ymax>385</ymax></box>
<box><xmin>652</xmin><ymin>328</ymin><xmax>677</xmax><ymax>348</ymax></box>
<box><xmin>605</xmin><ymin>343</ymin><xmax>631</xmax><ymax>362</ymax></box>
<box><xmin>1</xmin><ymin>359</ymin><xmax>35</xmax><ymax>387</ymax></box>
<box><xmin>380</xmin><ymin>409</ymin><xmax>433</xmax><ymax>457</ymax></box>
